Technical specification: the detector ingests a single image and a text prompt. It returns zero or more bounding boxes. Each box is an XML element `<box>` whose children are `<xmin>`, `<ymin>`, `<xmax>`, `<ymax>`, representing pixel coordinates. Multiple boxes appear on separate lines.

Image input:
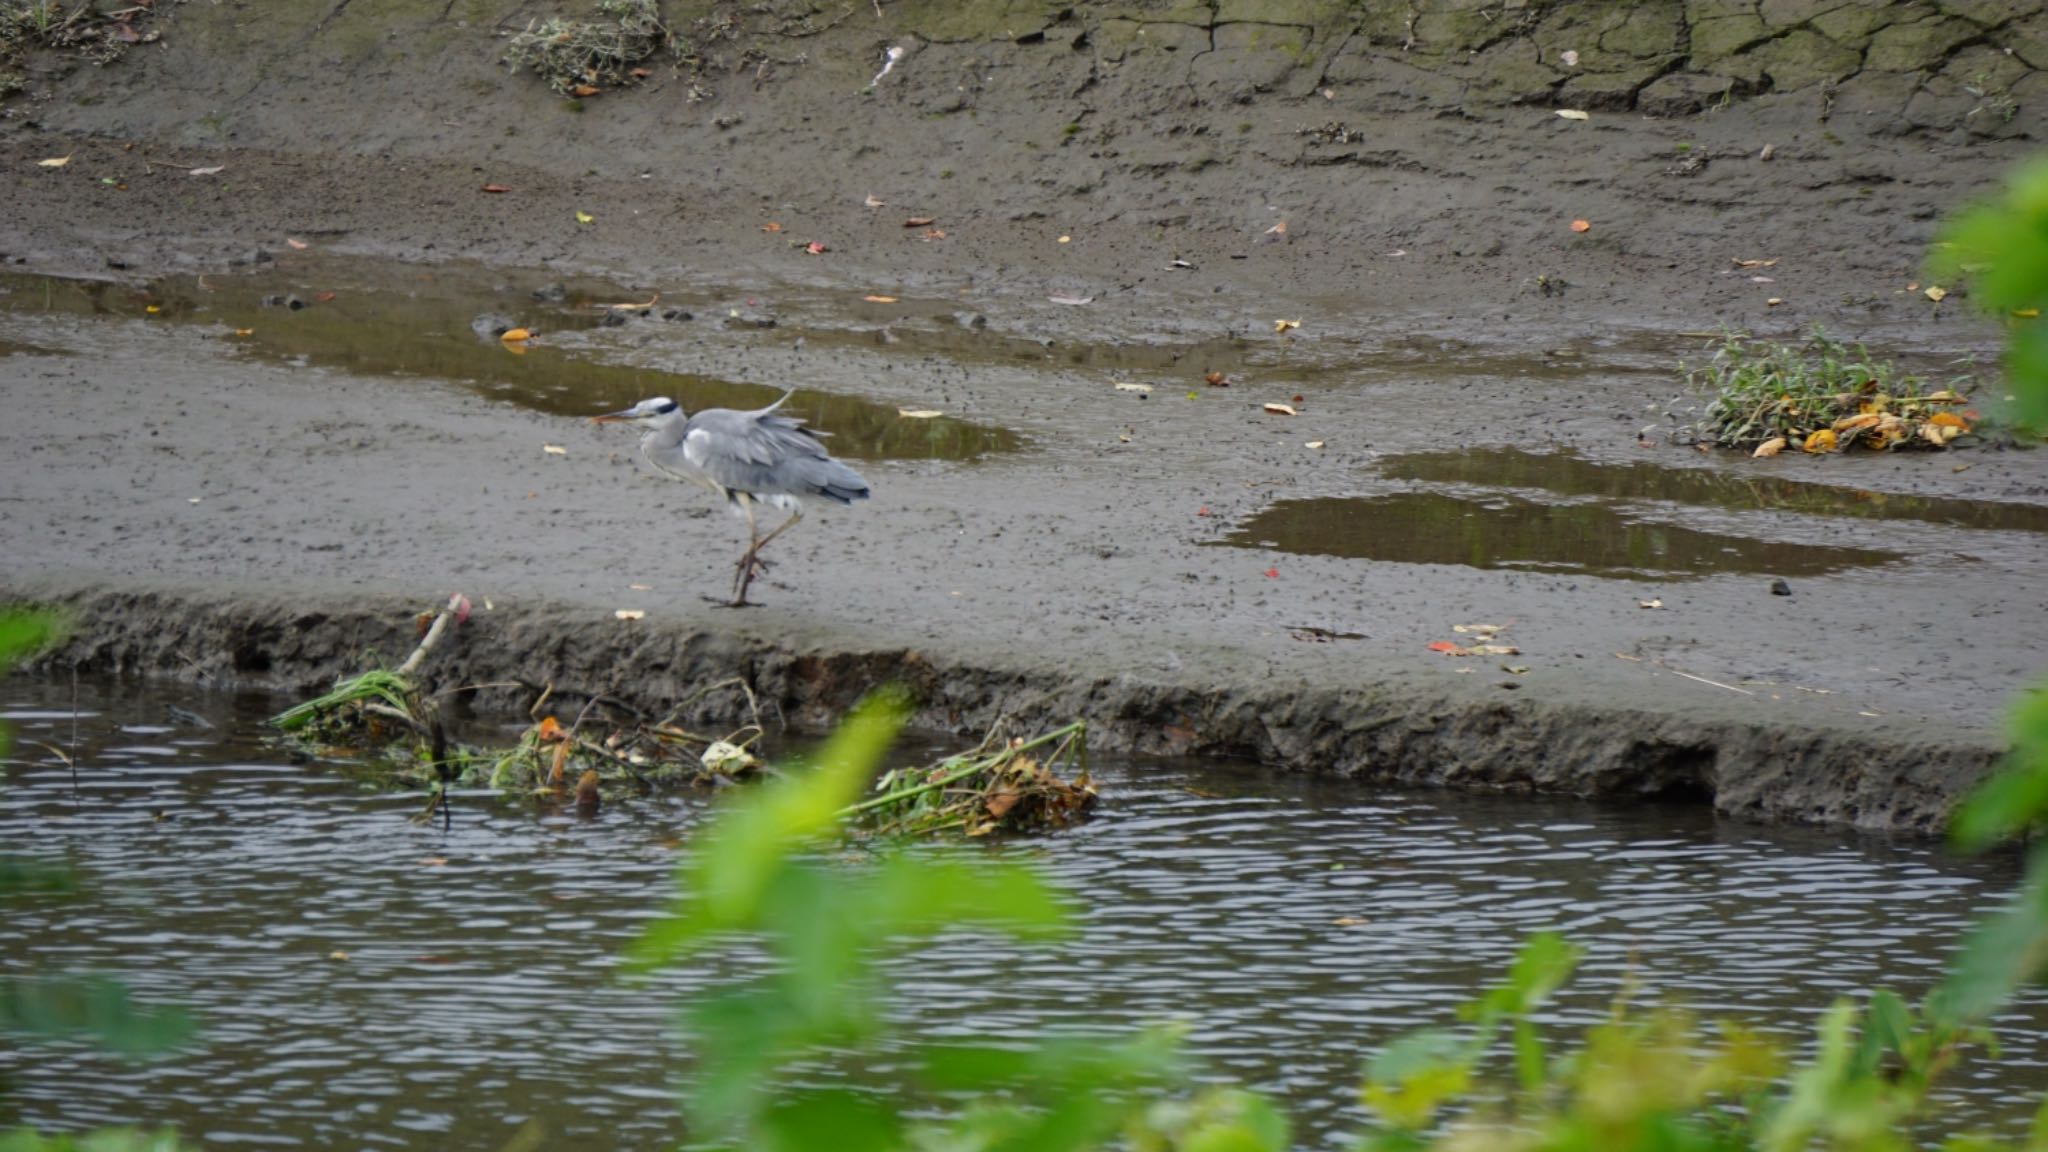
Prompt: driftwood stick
<box><xmin>398</xmin><ymin>594</ymin><xmax>465</xmax><ymax>677</ymax></box>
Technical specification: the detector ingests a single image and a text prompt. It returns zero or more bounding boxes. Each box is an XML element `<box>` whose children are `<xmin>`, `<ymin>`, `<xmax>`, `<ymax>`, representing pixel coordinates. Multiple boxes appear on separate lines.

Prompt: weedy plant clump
<box><xmin>0</xmin><ymin>0</ymin><xmax>169</xmax><ymax>96</ymax></box>
<box><xmin>504</xmin><ymin>0</ymin><xmax>677</xmax><ymax>96</ymax></box>
<box><xmin>1684</xmin><ymin>329</ymin><xmax>1977</xmax><ymax>456</ymax></box>
<box><xmin>837</xmin><ymin>720</ymin><xmax>1094</xmax><ymax>838</ymax></box>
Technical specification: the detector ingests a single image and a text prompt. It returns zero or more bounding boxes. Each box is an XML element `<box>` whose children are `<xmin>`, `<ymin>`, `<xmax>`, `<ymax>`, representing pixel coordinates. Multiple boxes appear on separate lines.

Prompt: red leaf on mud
<box><xmin>805</xmin><ymin>241</ymin><xmax>828</xmax><ymax>255</ymax></box>
<box><xmin>1428</xmin><ymin>641</ymin><xmax>1466</xmax><ymax>654</ymax></box>
<box><xmin>571</xmin><ymin>84</ymin><xmax>600</xmax><ymax>97</ymax></box>
<box><xmin>761</xmin><ymin>221</ymin><xmax>782</xmax><ymax>233</ymax></box>
<box><xmin>536</xmin><ymin>716</ymin><xmax>565</xmax><ymax>742</ymax></box>
<box><xmin>315</xmin><ymin>291</ymin><xmax>337</xmax><ymax>303</ymax></box>
<box><xmin>1205</xmin><ymin>371</ymin><xmax>1228</xmax><ymax>387</ymax></box>
<box><xmin>1264</xmin><ymin>567</ymin><xmax>1279</xmax><ymax>579</ymax></box>
<box><xmin>630</xmin><ymin>67</ymin><xmax>652</xmax><ymax>79</ymax></box>
<box><xmin>904</xmin><ymin>216</ymin><xmax>936</xmax><ymax>227</ymax></box>
<box><xmin>481</xmin><ymin>183</ymin><xmax>512</xmax><ymax>194</ymax></box>
<box><xmin>1570</xmin><ymin>219</ymin><xmax>1591</xmax><ymax>233</ymax></box>
<box><xmin>922</xmin><ymin>228</ymin><xmax>947</xmax><ymax>240</ymax></box>
<box><xmin>1197</xmin><ymin>506</ymin><xmax>1212</xmax><ymax>517</ymax></box>
<box><xmin>286</xmin><ymin>238</ymin><xmax>308</xmax><ymax>250</ymax></box>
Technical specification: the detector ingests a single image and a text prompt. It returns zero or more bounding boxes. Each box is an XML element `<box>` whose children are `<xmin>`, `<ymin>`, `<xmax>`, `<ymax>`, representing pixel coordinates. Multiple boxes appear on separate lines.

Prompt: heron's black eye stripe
<box><xmin>654</xmin><ymin>400</ymin><xmax>680</xmax><ymax>414</ymax></box>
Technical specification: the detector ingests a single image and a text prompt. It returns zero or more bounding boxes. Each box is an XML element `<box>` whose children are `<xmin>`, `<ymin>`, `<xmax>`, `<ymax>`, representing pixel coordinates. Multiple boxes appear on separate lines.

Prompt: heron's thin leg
<box><xmin>750</xmin><ymin>507</ymin><xmax>805</xmax><ymax>557</ymax></box>
<box><xmin>732</xmin><ymin>495</ymin><xmax>764</xmax><ymax>607</ymax></box>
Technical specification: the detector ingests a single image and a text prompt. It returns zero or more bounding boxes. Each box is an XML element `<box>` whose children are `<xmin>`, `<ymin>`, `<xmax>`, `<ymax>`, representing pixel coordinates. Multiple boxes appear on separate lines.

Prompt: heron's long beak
<box><xmin>591</xmin><ymin>410</ymin><xmax>634</xmax><ymax>424</ymax></box>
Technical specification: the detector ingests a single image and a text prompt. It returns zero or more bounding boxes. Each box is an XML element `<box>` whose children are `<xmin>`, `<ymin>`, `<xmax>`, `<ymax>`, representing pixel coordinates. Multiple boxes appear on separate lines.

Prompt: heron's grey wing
<box><xmin>681</xmin><ymin>409</ymin><xmax>871</xmax><ymax>504</ymax></box>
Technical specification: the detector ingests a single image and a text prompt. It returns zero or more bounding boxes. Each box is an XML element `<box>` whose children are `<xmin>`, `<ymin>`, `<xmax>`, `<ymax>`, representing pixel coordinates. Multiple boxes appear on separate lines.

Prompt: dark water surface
<box><xmin>3</xmin><ymin>679</ymin><xmax>2044</xmax><ymax>1149</ymax></box>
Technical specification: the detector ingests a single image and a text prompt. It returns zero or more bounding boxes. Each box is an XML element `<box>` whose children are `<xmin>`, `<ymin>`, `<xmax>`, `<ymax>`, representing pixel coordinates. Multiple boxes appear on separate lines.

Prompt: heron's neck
<box><xmin>640</xmin><ymin>409</ymin><xmax>688</xmax><ymax>452</ymax></box>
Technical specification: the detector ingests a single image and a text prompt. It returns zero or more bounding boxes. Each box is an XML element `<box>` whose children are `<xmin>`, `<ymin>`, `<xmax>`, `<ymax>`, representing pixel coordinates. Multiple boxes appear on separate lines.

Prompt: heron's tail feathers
<box><xmin>800</xmin><ymin>457</ymin><xmax>871</xmax><ymax>505</ymax></box>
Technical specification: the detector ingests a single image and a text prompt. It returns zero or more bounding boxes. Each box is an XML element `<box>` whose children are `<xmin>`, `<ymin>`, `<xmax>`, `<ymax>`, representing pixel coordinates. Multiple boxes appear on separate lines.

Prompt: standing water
<box><xmin>3</xmin><ymin>678</ymin><xmax>2044</xmax><ymax>1149</ymax></box>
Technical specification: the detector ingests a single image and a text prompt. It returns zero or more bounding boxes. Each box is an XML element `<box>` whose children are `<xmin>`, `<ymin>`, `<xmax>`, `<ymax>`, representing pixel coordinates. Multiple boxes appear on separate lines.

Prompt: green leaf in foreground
<box><xmin>0</xmin><ymin>974</ymin><xmax>197</xmax><ymax>1057</ymax></box>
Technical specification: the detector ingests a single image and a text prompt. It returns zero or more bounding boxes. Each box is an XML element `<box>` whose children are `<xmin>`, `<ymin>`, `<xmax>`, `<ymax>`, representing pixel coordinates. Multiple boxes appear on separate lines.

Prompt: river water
<box><xmin>3</xmin><ymin>678</ymin><xmax>2044</xmax><ymax>1149</ymax></box>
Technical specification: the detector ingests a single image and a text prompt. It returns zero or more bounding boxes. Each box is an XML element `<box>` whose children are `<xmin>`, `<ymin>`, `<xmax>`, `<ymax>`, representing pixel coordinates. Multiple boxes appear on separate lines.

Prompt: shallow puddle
<box><xmin>0</xmin><ymin>265</ymin><xmax>1020</xmax><ymax>462</ymax></box>
<box><xmin>1218</xmin><ymin>492</ymin><xmax>1901</xmax><ymax>580</ymax></box>
<box><xmin>2</xmin><ymin>678</ymin><xmax>2044</xmax><ymax>1149</ymax></box>
<box><xmin>1381</xmin><ymin>446</ymin><xmax>2048</xmax><ymax>534</ymax></box>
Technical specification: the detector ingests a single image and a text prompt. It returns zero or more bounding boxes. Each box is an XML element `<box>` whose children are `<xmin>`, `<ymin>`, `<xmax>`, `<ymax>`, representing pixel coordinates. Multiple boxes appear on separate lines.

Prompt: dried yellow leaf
<box><xmin>1802</xmin><ymin>428</ymin><xmax>1838</xmax><ymax>453</ymax></box>
<box><xmin>897</xmin><ymin>408</ymin><xmax>943</xmax><ymax>418</ymax></box>
<box><xmin>2014</xmin><ymin>308</ymin><xmax>2042</xmax><ymax>319</ymax></box>
<box><xmin>1555</xmin><ymin>109</ymin><xmax>1590</xmax><ymax>121</ymax></box>
<box><xmin>614</xmin><ymin>609</ymin><xmax>646</xmax><ymax>621</ymax></box>
<box><xmin>542</xmin><ymin>444</ymin><xmax>568</xmax><ymax>455</ymax></box>
<box><xmin>500</xmin><ymin>328</ymin><xmax>532</xmax><ymax>342</ymax></box>
<box><xmin>1752</xmin><ymin>437</ymin><xmax>1786</xmax><ymax>458</ymax></box>
<box><xmin>1929</xmin><ymin>411</ymin><xmax>1968</xmax><ymax>429</ymax></box>
<box><xmin>36</xmin><ymin>155</ymin><xmax>71</xmax><ymax>168</ymax></box>
<box><xmin>1263</xmin><ymin>403</ymin><xmax>1297</xmax><ymax>416</ymax></box>
<box><xmin>1924</xmin><ymin>285</ymin><xmax>1947</xmax><ymax>302</ymax></box>
<box><xmin>1274</xmin><ymin>319</ymin><xmax>1301</xmax><ymax>332</ymax></box>
<box><xmin>1832</xmin><ymin>413</ymin><xmax>1881</xmax><ymax>434</ymax></box>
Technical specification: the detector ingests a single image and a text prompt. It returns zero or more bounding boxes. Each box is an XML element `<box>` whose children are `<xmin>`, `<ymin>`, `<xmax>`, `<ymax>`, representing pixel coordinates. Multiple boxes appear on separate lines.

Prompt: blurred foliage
<box><xmin>0</xmin><ymin>1133</ymin><xmax>190</xmax><ymax>1152</ymax></box>
<box><xmin>0</xmin><ymin>608</ymin><xmax>197</xmax><ymax>1151</ymax></box>
<box><xmin>647</xmin><ymin>662</ymin><xmax>2048</xmax><ymax>1152</ymax></box>
<box><xmin>632</xmin><ymin>688</ymin><xmax>1289</xmax><ymax>1152</ymax></box>
<box><xmin>1933</xmin><ymin>157</ymin><xmax>2048</xmax><ymax>426</ymax></box>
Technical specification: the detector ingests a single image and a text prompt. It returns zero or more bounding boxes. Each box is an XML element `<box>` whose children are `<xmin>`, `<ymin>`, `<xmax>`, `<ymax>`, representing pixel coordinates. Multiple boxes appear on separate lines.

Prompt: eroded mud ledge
<box><xmin>14</xmin><ymin>584</ymin><xmax>1995</xmax><ymax>835</ymax></box>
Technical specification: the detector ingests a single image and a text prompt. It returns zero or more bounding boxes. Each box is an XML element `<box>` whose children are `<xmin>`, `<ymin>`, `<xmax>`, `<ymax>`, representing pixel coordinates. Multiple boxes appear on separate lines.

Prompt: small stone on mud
<box><xmin>1770</xmin><ymin>578</ymin><xmax>1792</xmax><ymax>596</ymax></box>
<box><xmin>532</xmin><ymin>283</ymin><xmax>567</xmax><ymax>303</ymax></box>
<box><xmin>262</xmin><ymin>294</ymin><xmax>307</xmax><ymax>311</ymax></box>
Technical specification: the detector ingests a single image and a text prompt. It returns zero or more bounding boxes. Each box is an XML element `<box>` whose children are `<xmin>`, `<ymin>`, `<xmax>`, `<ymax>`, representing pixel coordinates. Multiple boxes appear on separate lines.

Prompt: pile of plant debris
<box><xmin>836</xmin><ymin>721</ymin><xmax>1094</xmax><ymax>838</ymax></box>
<box><xmin>504</xmin><ymin>0</ymin><xmax>675</xmax><ymax>96</ymax></box>
<box><xmin>270</xmin><ymin>597</ymin><xmax>1096</xmax><ymax>837</ymax></box>
<box><xmin>1</xmin><ymin>0</ymin><xmax>172</xmax><ymax>96</ymax></box>
<box><xmin>1683</xmin><ymin>330</ymin><xmax>1978</xmax><ymax>456</ymax></box>
<box><xmin>269</xmin><ymin>596</ymin><xmax>767</xmax><ymax>814</ymax></box>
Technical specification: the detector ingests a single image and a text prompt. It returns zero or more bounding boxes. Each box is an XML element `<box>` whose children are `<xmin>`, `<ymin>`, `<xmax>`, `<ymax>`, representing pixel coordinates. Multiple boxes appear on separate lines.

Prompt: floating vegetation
<box><xmin>1684</xmin><ymin>330</ymin><xmax>1977</xmax><ymax>454</ymax></box>
<box><xmin>837</xmin><ymin>721</ymin><xmax>1094</xmax><ymax>838</ymax></box>
<box><xmin>268</xmin><ymin>598</ymin><xmax>768</xmax><ymax>816</ymax></box>
<box><xmin>504</xmin><ymin>0</ymin><xmax>677</xmax><ymax>96</ymax></box>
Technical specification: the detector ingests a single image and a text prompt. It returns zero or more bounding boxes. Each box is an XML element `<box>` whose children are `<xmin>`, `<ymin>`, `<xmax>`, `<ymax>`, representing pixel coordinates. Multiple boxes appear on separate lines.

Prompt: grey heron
<box><xmin>593</xmin><ymin>393</ymin><xmax>870</xmax><ymax>607</ymax></box>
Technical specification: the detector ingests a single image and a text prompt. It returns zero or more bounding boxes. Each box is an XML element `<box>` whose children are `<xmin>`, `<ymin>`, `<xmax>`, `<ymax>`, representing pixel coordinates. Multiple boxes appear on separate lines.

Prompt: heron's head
<box><xmin>592</xmin><ymin>397</ymin><xmax>682</xmax><ymax>425</ymax></box>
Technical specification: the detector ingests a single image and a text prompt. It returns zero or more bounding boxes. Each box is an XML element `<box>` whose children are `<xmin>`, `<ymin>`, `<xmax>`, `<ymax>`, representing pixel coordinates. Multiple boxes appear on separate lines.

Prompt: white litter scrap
<box><xmin>870</xmin><ymin>45</ymin><xmax>905</xmax><ymax>87</ymax></box>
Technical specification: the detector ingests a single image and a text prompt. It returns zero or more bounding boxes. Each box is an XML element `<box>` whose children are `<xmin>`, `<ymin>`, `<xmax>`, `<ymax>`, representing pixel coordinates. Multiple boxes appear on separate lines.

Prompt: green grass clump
<box><xmin>504</xmin><ymin>0</ymin><xmax>676</xmax><ymax>96</ymax></box>
<box><xmin>1684</xmin><ymin>329</ymin><xmax>1975</xmax><ymax>454</ymax></box>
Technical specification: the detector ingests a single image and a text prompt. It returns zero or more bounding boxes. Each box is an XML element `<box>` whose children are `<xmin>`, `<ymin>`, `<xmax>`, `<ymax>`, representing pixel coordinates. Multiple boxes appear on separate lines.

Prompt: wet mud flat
<box><xmin>4</xmin><ymin>254</ymin><xmax>2047</xmax><ymax>834</ymax></box>
<box><xmin>4</xmin><ymin>1</ymin><xmax>2048</xmax><ymax>831</ymax></box>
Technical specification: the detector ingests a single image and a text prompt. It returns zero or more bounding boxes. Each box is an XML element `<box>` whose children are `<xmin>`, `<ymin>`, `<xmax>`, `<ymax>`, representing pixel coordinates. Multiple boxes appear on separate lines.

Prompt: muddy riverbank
<box><xmin>3</xmin><ymin>1</ymin><xmax>2047</xmax><ymax>831</ymax></box>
